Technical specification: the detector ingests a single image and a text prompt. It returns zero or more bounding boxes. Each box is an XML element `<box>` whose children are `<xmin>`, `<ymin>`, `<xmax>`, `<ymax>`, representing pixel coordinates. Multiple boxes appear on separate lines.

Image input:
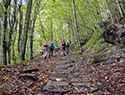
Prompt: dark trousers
<box><xmin>65</xmin><ymin>47</ymin><xmax>69</xmax><ymax>55</ymax></box>
<box><xmin>49</xmin><ymin>48</ymin><xmax>54</xmax><ymax>58</ymax></box>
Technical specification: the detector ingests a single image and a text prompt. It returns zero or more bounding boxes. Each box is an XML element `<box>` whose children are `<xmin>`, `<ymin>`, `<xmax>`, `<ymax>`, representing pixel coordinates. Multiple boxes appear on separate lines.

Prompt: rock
<box><xmin>55</xmin><ymin>66</ymin><xmax>66</xmax><ymax>70</ymax></box>
<box><xmin>48</xmin><ymin>89</ymin><xmax>69</xmax><ymax>94</ymax></box>
<box><xmin>43</xmin><ymin>81</ymin><xmax>69</xmax><ymax>93</ymax></box>
<box><xmin>18</xmin><ymin>74</ymin><xmax>38</xmax><ymax>81</ymax></box>
<box><xmin>103</xmin><ymin>24</ymin><xmax>125</xmax><ymax>47</ymax></box>
<box><xmin>46</xmin><ymin>81</ymin><xmax>69</xmax><ymax>87</ymax></box>
<box><xmin>101</xmin><ymin>62</ymin><xmax>114</xmax><ymax>65</ymax></box>
<box><xmin>70</xmin><ymin>78</ymin><xmax>81</xmax><ymax>82</ymax></box>
<box><xmin>58</xmin><ymin>61</ymin><xmax>70</xmax><ymax>64</ymax></box>
<box><xmin>72</xmin><ymin>83</ymin><xmax>91</xmax><ymax>87</ymax></box>
<box><xmin>51</xmin><ymin>72</ymin><xmax>67</xmax><ymax>78</ymax></box>
<box><xmin>71</xmin><ymin>88</ymin><xmax>90</xmax><ymax>94</ymax></box>
<box><xmin>19</xmin><ymin>68</ymin><xmax>39</xmax><ymax>73</ymax></box>
<box><xmin>55</xmin><ymin>69</ymin><xmax>71</xmax><ymax>73</ymax></box>
<box><xmin>93</xmin><ymin>56</ymin><xmax>109</xmax><ymax>63</ymax></box>
<box><xmin>49</xmin><ymin>77</ymin><xmax>66</xmax><ymax>81</ymax></box>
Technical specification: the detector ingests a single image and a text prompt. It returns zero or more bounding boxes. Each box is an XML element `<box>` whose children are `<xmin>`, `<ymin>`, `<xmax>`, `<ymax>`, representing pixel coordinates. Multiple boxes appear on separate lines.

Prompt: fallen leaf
<box><xmin>56</xmin><ymin>78</ymin><xmax>63</xmax><ymax>81</ymax></box>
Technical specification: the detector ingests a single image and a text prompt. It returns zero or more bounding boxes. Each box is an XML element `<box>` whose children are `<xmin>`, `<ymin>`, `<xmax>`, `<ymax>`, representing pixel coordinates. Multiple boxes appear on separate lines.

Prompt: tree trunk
<box><xmin>51</xmin><ymin>0</ymin><xmax>55</xmax><ymax>42</ymax></box>
<box><xmin>94</xmin><ymin>0</ymin><xmax>105</xmax><ymax>29</ymax></box>
<box><xmin>68</xmin><ymin>22</ymin><xmax>71</xmax><ymax>44</ymax></box>
<box><xmin>30</xmin><ymin>22</ymin><xmax>34</xmax><ymax>59</ymax></box>
<box><xmin>3</xmin><ymin>9</ymin><xmax>7</xmax><ymax>65</ymax></box>
<box><xmin>40</xmin><ymin>22</ymin><xmax>47</xmax><ymax>41</ymax></box>
<box><xmin>3</xmin><ymin>0</ymin><xmax>11</xmax><ymax>65</ymax></box>
<box><xmin>30</xmin><ymin>0</ymin><xmax>41</xmax><ymax>59</ymax></box>
<box><xmin>105</xmin><ymin>0</ymin><xmax>116</xmax><ymax>23</ymax></box>
<box><xmin>18</xmin><ymin>0</ymin><xmax>23</xmax><ymax>55</ymax></box>
<box><xmin>8</xmin><ymin>0</ymin><xmax>17</xmax><ymax>64</ymax></box>
<box><xmin>119</xmin><ymin>0</ymin><xmax>125</xmax><ymax>15</ymax></box>
<box><xmin>85</xmin><ymin>0</ymin><xmax>102</xmax><ymax>33</ymax></box>
<box><xmin>72</xmin><ymin>0</ymin><xmax>82</xmax><ymax>53</ymax></box>
<box><xmin>20</xmin><ymin>0</ymin><xmax>32</xmax><ymax>60</ymax></box>
<box><xmin>77</xmin><ymin>8</ymin><xmax>94</xmax><ymax>32</ymax></box>
<box><xmin>116</xmin><ymin>0</ymin><xmax>123</xmax><ymax>17</ymax></box>
<box><xmin>71</xmin><ymin>22</ymin><xmax>75</xmax><ymax>43</ymax></box>
<box><xmin>12</xmin><ymin>21</ymin><xmax>18</xmax><ymax>63</ymax></box>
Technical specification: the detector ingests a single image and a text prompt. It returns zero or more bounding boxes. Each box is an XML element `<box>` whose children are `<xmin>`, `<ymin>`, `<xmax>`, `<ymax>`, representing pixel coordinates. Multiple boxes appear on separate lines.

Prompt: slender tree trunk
<box><xmin>3</xmin><ymin>0</ymin><xmax>11</xmax><ymax>65</ymax></box>
<box><xmin>72</xmin><ymin>0</ymin><xmax>82</xmax><ymax>53</ymax></box>
<box><xmin>30</xmin><ymin>23</ymin><xmax>34</xmax><ymax>59</ymax></box>
<box><xmin>116</xmin><ymin>0</ymin><xmax>123</xmax><ymax>17</ymax></box>
<box><xmin>119</xmin><ymin>0</ymin><xmax>125</xmax><ymax>15</ymax></box>
<box><xmin>59</xmin><ymin>26</ymin><xmax>62</xmax><ymax>44</ymax></box>
<box><xmin>3</xmin><ymin>9</ymin><xmax>7</xmax><ymax>65</ymax></box>
<box><xmin>112</xmin><ymin>0</ymin><xmax>120</xmax><ymax>23</ymax></box>
<box><xmin>8</xmin><ymin>0</ymin><xmax>17</xmax><ymax>64</ymax></box>
<box><xmin>40</xmin><ymin>22</ymin><xmax>47</xmax><ymax>41</ymax></box>
<box><xmin>30</xmin><ymin>0</ymin><xmax>41</xmax><ymax>59</ymax></box>
<box><xmin>0</xmin><ymin>12</ymin><xmax>3</xmax><ymax>64</ymax></box>
<box><xmin>105</xmin><ymin>0</ymin><xmax>115</xmax><ymax>23</ymax></box>
<box><xmin>77</xmin><ymin>8</ymin><xmax>94</xmax><ymax>31</ymax></box>
<box><xmin>51</xmin><ymin>0</ymin><xmax>55</xmax><ymax>42</ymax></box>
<box><xmin>20</xmin><ymin>0</ymin><xmax>32</xmax><ymax>60</ymax></box>
<box><xmin>18</xmin><ymin>0</ymin><xmax>23</xmax><ymax>55</ymax></box>
<box><xmin>85</xmin><ymin>0</ymin><xmax>102</xmax><ymax>33</ymax></box>
<box><xmin>68</xmin><ymin>22</ymin><xmax>71</xmax><ymax>44</ymax></box>
<box><xmin>12</xmin><ymin>21</ymin><xmax>18</xmax><ymax>63</ymax></box>
<box><xmin>71</xmin><ymin>22</ymin><xmax>75</xmax><ymax>43</ymax></box>
<box><xmin>94</xmin><ymin>0</ymin><xmax>105</xmax><ymax>28</ymax></box>
<box><xmin>51</xmin><ymin>10</ymin><xmax>53</xmax><ymax>42</ymax></box>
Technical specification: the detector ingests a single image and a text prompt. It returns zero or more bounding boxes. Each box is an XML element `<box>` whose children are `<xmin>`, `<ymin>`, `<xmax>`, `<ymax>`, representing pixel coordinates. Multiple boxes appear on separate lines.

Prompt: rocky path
<box><xmin>37</xmin><ymin>54</ymin><xmax>99</xmax><ymax>95</ymax></box>
<box><xmin>0</xmin><ymin>51</ymin><xmax>124</xmax><ymax>95</ymax></box>
<box><xmin>37</xmin><ymin>53</ymin><xmax>124</xmax><ymax>95</ymax></box>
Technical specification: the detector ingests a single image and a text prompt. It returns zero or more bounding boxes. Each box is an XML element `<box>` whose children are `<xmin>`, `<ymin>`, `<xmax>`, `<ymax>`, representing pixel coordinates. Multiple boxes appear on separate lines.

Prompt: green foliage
<box><xmin>0</xmin><ymin>0</ymin><xmax>123</xmax><ymax>64</ymax></box>
<box><xmin>0</xmin><ymin>64</ymin><xmax>5</xmax><ymax>67</ymax></box>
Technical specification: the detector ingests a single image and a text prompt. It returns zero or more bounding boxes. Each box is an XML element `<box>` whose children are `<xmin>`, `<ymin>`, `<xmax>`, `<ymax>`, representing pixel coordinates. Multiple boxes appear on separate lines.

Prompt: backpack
<box><xmin>43</xmin><ymin>42</ymin><xmax>48</xmax><ymax>47</ymax></box>
<box><xmin>50</xmin><ymin>43</ymin><xmax>55</xmax><ymax>49</ymax></box>
<box><xmin>62</xmin><ymin>40</ymin><xmax>65</xmax><ymax>46</ymax></box>
<box><xmin>66</xmin><ymin>42</ymin><xmax>70</xmax><ymax>47</ymax></box>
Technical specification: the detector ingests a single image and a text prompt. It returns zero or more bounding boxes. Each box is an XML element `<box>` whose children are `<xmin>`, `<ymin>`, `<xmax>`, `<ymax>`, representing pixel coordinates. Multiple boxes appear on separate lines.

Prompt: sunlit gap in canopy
<box><xmin>16</xmin><ymin>0</ymin><xmax>26</xmax><ymax>5</ymax></box>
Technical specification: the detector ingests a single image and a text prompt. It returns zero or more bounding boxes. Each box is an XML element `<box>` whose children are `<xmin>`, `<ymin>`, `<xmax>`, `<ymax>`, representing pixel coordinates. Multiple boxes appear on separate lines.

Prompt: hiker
<box><xmin>49</xmin><ymin>42</ymin><xmax>55</xmax><ymax>58</ymax></box>
<box><xmin>40</xmin><ymin>41</ymin><xmax>49</xmax><ymax>60</ymax></box>
<box><xmin>65</xmin><ymin>42</ymin><xmax>70</xmax><ymax>55</ymax></box>
<box><xmin>61</xmin><ymin>40</ymin><xmax>66</xmax><ymax>56</ymax></box>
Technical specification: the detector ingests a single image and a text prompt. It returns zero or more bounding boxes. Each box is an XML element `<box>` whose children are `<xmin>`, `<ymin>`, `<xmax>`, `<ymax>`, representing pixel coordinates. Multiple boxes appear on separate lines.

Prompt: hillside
<box><xmin>0</xmin><ymin>48</ymin><xmax>124</xmax><ymax>95</ymax></box>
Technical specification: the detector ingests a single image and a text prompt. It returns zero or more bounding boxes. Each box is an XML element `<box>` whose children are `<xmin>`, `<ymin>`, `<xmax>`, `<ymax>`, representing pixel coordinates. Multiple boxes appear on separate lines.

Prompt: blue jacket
<box><xmin>49</xmin><ymin>43</ymin><xmax>55</xmax><ymax>49</ymax></box>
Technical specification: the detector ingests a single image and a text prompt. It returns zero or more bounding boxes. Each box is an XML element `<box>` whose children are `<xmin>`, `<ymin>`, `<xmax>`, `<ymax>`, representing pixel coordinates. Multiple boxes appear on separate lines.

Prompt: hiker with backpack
<box><xmin>61</xmin><ymin>40</ymin><xmax>66</xmax><ymax>56</ymax></box>
<box><xmin>49</xmin><ymin>42</ymin><xmax>55</xmax><ymax>58</ymax></box>
<box><xmin>65</xmin><ymin>42</ymin><xmax>70</xmax><ymax>55</ymax></box>
<box><xmin>40</xmin><ymin>41</ymin><xmax>49</xmax><ymax>60</ymax></box>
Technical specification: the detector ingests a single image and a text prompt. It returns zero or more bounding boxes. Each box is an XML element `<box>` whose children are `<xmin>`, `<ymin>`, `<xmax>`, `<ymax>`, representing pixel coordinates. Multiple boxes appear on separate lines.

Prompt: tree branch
<box><xmin>39</xmin><ymin>0</ymin><xmax>49</xmax><ymax>12</ymax></box>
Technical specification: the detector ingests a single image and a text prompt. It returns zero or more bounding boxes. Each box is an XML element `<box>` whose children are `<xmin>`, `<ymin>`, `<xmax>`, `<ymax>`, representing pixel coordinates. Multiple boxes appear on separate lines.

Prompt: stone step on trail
<box><xmin>45</xmin><ymin>81</ymin><xmax>69</xmax><ymax>87</ymax></box>
<box><xmin>42</xmin><ymin>55</ymin><xmax>95</xmax><ymax>94</ymax></box>
<box><xmin>71</xmin><ymin>83</ymin><xmax>92</xmax><ymax>87</ymax></box>
<box><xmin>43</xmin><ymin>81</ymin><xmax>70</xmax><ymax>94</ymax></box>
<box><xmin>51</xmin><ymin>72</ymin><xmax>67</xmax><ymax>78</ymax></box>
<box><xmin>55</xmin><ymin>65</ymin><xmax>74</xmax><ymax>71</ymax></box>
<box><xmin>49</xmin><ymin>77</ymin><xmax>66</xmax><ymax>81</ymax></box>
<box><xmin>42</xmin><ymin>57</ymin><xmax>73</xmax><ymax>94</ymax></box>
<box><xmin>54</xmin><ymin>69</ymin><xmax>71</xmax><ymax>73</ymax></box>
<box><xmin>42</xmin><ymin>56</ymin><xmax>74</xmax><ymax>94</ymax></box>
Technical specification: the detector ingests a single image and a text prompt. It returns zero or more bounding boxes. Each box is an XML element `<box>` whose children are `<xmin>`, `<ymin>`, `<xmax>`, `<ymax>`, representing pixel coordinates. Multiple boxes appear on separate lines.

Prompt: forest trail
<box><xmin>0</xmin><ymin>50</ymin><xmax>124</xmax><ymax>95</ymax></box>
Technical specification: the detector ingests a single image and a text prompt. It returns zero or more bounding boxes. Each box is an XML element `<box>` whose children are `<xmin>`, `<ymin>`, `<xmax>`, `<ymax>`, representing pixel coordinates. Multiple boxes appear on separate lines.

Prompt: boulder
<box><xmin>103</xmin><ymin>24</ymin><xmax>125</xmax><ymax>47</ymax></box>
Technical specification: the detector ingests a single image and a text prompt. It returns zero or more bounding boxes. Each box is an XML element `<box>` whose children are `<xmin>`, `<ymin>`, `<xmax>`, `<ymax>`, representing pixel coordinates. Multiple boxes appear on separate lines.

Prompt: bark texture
<box><xmin>20</xmin><ymin>0</ymin><xmax>32</xmax><ymax>60</ymax></box>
